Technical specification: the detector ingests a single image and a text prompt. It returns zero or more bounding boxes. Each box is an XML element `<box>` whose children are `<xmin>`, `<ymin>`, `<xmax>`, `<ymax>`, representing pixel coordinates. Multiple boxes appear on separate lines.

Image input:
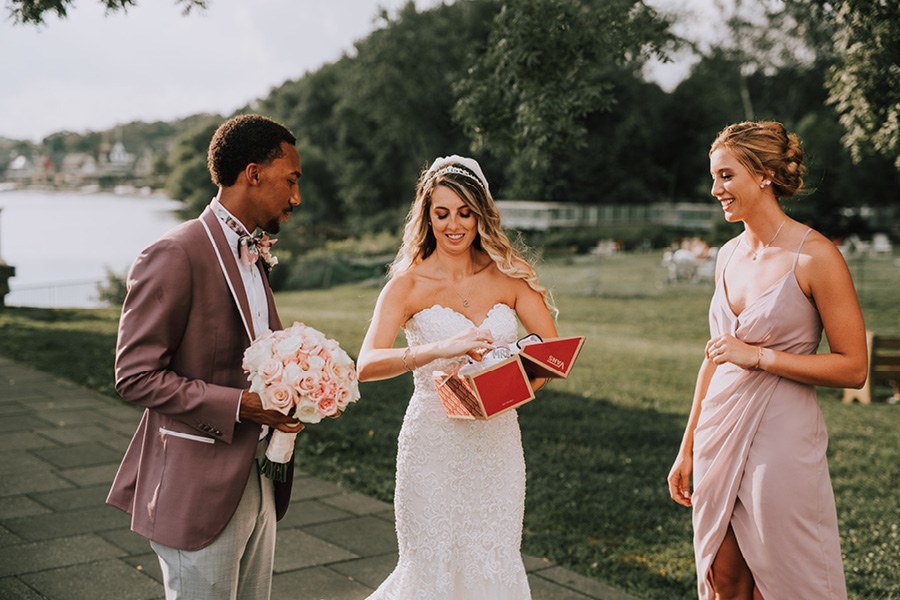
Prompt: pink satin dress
<box><xmin>692</xmin><ymin>229</ymin><xmax>847</xmax><ymax>599</ymax></box>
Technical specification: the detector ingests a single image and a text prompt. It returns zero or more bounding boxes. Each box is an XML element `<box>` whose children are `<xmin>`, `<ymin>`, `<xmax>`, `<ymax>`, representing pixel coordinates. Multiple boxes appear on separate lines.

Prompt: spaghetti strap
<box><xmin>722</xmin><ymin>235</ymin><xmax>743</xmax><ymax>278</ymax></box>
<box><xmin>793</xmin><ymin>228</ymin><xmax>814</xmax><ymax>270</ymax></box>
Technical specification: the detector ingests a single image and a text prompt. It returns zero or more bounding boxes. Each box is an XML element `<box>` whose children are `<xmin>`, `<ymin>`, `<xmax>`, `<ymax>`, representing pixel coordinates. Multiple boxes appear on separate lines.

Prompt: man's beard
<box><xmin>263</xmin><ymin>214</ymin><xmax>285</xmax><ymax>234</ymax></box>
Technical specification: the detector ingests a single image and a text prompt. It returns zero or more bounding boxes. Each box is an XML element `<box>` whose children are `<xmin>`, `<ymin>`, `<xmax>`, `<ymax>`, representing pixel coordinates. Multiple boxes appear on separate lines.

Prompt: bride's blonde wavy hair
<box><xmin>389</xmin><ymin>161</ymin><xmax>557</xmax><ymax>317</ymax></box>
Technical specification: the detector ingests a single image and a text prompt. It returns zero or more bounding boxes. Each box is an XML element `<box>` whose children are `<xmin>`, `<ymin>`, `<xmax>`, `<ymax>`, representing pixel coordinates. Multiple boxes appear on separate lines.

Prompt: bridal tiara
<box><xmin>423</xmin><ymin>154</ymin><xmax>491</xmax><ymax>194</ymax></box>
<box><xmin>427</xmin><ymin>165</ymin><xmax>485</xmax><ymax>190</ymax></box>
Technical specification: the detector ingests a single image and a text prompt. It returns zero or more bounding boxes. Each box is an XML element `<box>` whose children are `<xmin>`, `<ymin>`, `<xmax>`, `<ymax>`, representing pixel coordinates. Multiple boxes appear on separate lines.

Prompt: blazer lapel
<box><xmin>259</xmin><ymin>262</ymin><xmax>283</xmax><ymax>331</ymax></box>
<box><xmin>199</xmin><ymin>207</ymin><xmax>256</xmax><ymax>343</ymax></box>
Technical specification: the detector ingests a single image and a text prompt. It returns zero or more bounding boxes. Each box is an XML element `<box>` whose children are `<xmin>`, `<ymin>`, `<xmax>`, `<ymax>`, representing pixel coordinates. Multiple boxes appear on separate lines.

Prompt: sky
<box><xmin>0</xmin><ymin>0</ymin><xmax>718</xmax><ymax>143</ymax></box>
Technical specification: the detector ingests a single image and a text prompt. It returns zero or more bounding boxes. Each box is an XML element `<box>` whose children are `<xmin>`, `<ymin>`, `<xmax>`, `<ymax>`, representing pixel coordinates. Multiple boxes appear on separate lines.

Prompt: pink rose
<box><xmin>317</xmin><ymin>396</ymin><xmax>338</xmax><ymax>417</ymax></box>
<box><xmin>284</xmin><ymin>352</ymin><xmax>309</xmax><ymax>368</ymax></box>
<box><xmin>309</xmin><ymin>379</ymin><xmax>336</xmax><ymax>403</ymax></box>
<box><xmin>334</xmin><ymin>386</ymin><xmax>352</xmax><ymax>410</ymax></box>
<box><xmin>295</xmin><ymin>370</ymin><xmax>322</xmax><ymax>398</ymax></box>
<box><xmin>261</xmin><ymin>382</ymin><xmax>295</xmax><ymax>415</ymax></box>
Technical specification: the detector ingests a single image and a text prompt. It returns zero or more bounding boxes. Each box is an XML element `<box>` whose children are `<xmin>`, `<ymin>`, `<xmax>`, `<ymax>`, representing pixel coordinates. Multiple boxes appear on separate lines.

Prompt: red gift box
<box><xmin>434</xmin><ymin>336</ymin><xmax>586</xmax><ymax>420</ymax></box>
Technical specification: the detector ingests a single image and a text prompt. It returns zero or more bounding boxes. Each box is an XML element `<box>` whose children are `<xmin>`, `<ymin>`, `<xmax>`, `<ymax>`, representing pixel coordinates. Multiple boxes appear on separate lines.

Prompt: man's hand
<box><xmin>239</xmin><ymin>390</ymin><xmax>304</xmax><ymax>433</ymax></box>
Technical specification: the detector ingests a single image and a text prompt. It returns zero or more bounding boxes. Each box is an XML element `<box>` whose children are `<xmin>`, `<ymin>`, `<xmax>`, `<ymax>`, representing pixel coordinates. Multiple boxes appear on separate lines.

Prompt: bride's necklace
<box><xmin>743</xmin><ymin>220</ymin><xmax>788</xmax><ymax>261</ymax></box>
<box><xmin>451</xmin><ymin>276</ymin><xmax>474</xmax><ymax>308</ymax></box>
<box><xmin>445</xmin><ymin>268</ymin><xmax>475</xmax><ymax>308</ymax></box>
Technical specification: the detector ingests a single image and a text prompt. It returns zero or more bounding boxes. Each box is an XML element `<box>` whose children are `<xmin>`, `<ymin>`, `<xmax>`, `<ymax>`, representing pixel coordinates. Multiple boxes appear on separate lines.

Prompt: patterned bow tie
<box><xmin>238</xmin><ymin>233</ymin><xmax>277</xmax><ymax>267</ymax></box>
<box><xmin>214</xmin><ymin>204</ymin><xmax>279</xmax><ymax>269</ymax></box>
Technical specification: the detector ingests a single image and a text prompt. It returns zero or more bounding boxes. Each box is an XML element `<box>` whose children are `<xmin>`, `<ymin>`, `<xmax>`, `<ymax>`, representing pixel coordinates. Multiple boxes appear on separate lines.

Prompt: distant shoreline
<box><xmin>0</xmin><ymin>181</ymin><xmax>172</xmax><ymax>199</ymax></box>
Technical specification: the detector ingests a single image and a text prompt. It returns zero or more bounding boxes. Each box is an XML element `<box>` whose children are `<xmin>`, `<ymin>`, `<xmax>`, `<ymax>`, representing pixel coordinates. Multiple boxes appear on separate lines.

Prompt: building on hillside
<box><xmin>106</xmin><ymin>141</ymin><xmax>135</xmax><ymax>174</ymax></box>
<box><xmin>4</xmin><ymin>154</ymin><xmax>34</xmax><ymax>184</ymax></box>
<box><xmin>2</xmin><ymin>154</ymin><xmax>59</xmax><ymax>186</ymax></box>
<box><xmin>58</xmin><ymin>153</ymin><xmax>99</xmax><ymax>186</ymax></box>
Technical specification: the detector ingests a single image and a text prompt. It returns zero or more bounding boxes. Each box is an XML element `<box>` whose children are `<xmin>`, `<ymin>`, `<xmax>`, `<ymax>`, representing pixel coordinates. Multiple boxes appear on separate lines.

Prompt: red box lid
<box><xmin>520</xmin><ymin>336</ymin><xmax>586</xmax><ymax>378</ymax></box>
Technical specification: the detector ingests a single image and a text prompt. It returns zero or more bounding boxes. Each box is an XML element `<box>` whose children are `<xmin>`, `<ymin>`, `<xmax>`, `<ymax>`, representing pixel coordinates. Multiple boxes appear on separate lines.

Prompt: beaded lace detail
<box><xmin>367</xmin><ymin>303</ymin><xmax>531</xmax><ymax>599</ymax></box>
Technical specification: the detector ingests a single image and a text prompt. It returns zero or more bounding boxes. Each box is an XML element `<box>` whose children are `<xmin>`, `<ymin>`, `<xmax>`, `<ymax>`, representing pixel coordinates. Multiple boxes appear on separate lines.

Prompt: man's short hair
<box><xmin>207</xmin><ymin>114</ymin><xmax>297</xmax><ymax>187</ymax></box>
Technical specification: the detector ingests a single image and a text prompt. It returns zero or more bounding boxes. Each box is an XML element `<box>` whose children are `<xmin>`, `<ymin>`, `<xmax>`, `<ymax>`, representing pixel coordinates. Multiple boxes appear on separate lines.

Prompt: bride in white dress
<box><xmin>356</xmin><ymin>155</ymin><xmax>558</xmax><ymax>599</ymax></box>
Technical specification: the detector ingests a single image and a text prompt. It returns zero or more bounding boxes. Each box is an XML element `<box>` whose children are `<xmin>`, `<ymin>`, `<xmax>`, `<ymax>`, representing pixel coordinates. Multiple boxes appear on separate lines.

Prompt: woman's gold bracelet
<box><xmin>401</xmin><ymin>346</ymin><xmax>420</xmax><ymax>372</ymax></box>
<box><xmin>401</xmin><ymin>347</ymin><xmax>413</xmax><ymax>372</ymax></box>
<box><xmin>754</xmin><ymin>346</ymin><xmax>763</xmax><ymax>370</ymax></box>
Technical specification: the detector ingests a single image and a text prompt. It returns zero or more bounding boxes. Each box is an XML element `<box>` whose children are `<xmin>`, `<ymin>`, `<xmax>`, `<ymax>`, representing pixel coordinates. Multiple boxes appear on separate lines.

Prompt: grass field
<box><xmin>1</xmin><ymin>251</ymin><xmax>897</xmax><ymax>598</ymax></box>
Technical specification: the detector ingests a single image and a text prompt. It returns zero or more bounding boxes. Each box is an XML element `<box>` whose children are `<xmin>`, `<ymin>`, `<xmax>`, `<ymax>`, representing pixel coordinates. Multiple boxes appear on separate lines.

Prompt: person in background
<box><xmin>357</xmin><ymin>155</ymin><xmax>557</xmax><ymax>599</ymax></box>
<box><xmin>107</xmin><ymin>114</ymin><xmax>304</xmax><ymax>600</ymax></box>
<box><xmin>667</xmin><ymin>121</ymin><xmax>866</xmax><ymax>600</ymax></box>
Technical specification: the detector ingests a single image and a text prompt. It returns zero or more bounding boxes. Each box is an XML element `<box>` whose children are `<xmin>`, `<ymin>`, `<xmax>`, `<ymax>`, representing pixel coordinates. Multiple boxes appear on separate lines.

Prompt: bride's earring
<box><xmin>760</xmin><ymin>180</ymin><xmax>771</xmax><ymax>189</ymax></box>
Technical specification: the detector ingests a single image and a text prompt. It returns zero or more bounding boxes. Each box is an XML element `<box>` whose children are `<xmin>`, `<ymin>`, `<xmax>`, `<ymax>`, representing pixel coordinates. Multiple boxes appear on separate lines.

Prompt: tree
<box><xmin>164</xmin><ymin>116</ymin><xmax>221</xmax><ymax>219</ymax></box>
<box><xmin>655</xmin><ymin>47</ymin><xmax>899</xmax><ymax>237</ymax></box>
<box><xmin>824</xmin><ymin>1</ymin><xmax>900</xmax><ymax>169</ymax></box>
<box><xmin>452</xmin><ymin>0</ymin><xmax>673</xmax><ymax>198</ymax></box>
<box><xmin>784</xmin><ymin>0</ymin><xmax>900</xmax><ymax>169</ymax></box>
<box><xmin>327</xmin><ymin>1</ymin><xmax>498</xmax><ymax>225</ymax></box>
<box><xmin>6</xmin><ymin>0</ymin><xmax>206</xmax><ymax>25</ymax></box>
<box><xmin>539</xmin><ymin>70</ymin><xmax>672</xmax><ymax>205</ymax></box>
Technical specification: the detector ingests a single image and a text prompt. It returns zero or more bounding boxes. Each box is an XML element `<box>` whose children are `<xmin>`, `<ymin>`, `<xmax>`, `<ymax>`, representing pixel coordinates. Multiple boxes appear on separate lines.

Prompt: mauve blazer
<box><xmin>107</xmin><ymin>206</ymin><xmax>293</xmax><ymax>551</ymax></box>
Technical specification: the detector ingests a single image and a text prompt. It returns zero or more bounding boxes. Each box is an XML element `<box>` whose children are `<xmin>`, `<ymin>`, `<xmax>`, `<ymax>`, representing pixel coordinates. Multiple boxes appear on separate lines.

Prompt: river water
<box><xmin>0</xmin><ymin>189</ymin><xmax>184</xmax><ymax>307</ymax></box>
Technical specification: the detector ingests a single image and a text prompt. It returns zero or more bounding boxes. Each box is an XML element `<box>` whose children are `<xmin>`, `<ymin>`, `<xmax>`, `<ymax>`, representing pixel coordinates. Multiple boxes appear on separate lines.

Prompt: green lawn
<box><xmin>1</xmin><ymin>251</ymin><xmax>897</xmax><ymax>599</ymax></box>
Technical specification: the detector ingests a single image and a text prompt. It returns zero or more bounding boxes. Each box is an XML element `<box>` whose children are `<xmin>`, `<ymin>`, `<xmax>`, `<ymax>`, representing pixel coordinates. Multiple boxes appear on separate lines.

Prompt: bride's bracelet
<box><xmin>402</xmin><ymin>347</ymin><xmax>418</xmax><ymax>372</ymax></box>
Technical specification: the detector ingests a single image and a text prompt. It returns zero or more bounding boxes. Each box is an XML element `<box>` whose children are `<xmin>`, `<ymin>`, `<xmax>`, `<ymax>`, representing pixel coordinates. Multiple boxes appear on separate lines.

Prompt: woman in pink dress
<box><xmin>667</xmin><ymin>121</ymin><xmax>868</xmax><ymax>599</ymax></box>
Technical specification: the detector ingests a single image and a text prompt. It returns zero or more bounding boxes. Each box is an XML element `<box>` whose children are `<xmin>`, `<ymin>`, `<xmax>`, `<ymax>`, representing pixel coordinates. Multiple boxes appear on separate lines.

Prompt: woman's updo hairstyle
<box><xmin>710</xmin><ymin>121</ymin><xmax>807</xmax><ymax>199</ymax></box>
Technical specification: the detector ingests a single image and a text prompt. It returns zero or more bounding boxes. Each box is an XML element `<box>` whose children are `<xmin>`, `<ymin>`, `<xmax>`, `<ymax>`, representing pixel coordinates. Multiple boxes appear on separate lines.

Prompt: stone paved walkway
<box><xmin>0</xmin><ymin>356</ymin><xmax>640</xmax><ymax>600</ymax></box>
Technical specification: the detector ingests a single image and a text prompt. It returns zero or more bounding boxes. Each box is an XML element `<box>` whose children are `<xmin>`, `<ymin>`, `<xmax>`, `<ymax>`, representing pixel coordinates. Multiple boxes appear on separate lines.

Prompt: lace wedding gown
<box><xmin>367</xmin><ymin>303</ymin><xmax>531</xmax><ymax>600</ymax></box>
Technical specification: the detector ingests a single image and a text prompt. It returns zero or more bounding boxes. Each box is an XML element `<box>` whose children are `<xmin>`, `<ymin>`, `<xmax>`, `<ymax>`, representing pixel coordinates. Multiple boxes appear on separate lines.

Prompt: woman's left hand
<box><xmin>705</xmin><ymin>334</ymin><xmax>759</xmax><ymax>369</ymax></box>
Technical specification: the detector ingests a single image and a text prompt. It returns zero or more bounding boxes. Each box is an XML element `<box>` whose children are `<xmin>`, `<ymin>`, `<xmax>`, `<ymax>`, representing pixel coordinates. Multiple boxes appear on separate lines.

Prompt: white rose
<box><xmin>307</xmin><ymin>354</ymin><xmax>326</xmax><ymax>371</ymax></box>
<box><xmin>275</xmin><ymin>333</ymin><xmax>305</xmax><ymax>361</ymax></box>
<box><xmin>331</xmin><ymin>347</ymin><xmax>353</xmax><ymax>369</ymax></box>
<box><xmin>295</xmin><ymin>399</ymin><xmax>323</xmax><ymax>424</ymax></box>
<box><xmin>258</xmin><ymin>358</ymin><xmax>284</xmax><ymax>385</ymax></box>
<box><xmin>346</xmin><ymin>379</ymin><xmax>360</xmax><ymax>403</ymax></box>
<box><xmin>248</xmin><ymin>374</ymin><xmax>266</xmax><ymax>395</ymax></box>
<box><xmin>243</xmin><ymin>336</ymin><xmax>275</xmax><ymax>371</ymax></box>
<box><xmin>282</xmin><ymin>362</ymin><xmax>304</xmax><ymax>386</ymax></box>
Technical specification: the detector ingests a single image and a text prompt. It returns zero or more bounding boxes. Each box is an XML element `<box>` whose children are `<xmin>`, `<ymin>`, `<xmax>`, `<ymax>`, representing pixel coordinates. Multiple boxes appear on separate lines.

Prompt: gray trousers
<box><xmin>151</xmin><ymin>456</ymin><xmax>277</xmax><ymax>600</ymax></box>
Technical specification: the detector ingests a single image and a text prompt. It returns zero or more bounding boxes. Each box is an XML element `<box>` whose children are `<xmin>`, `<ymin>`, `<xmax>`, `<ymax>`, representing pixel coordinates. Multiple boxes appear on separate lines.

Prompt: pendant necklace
<box><xmin>451</xmin><ymin>273</ymin><xmax>474</xmax><ymax>308</ymax></box>
<box><xmin>744</xmin><ymin>220</ymin><xmax>788</xmax><ymax>261</ymax></box>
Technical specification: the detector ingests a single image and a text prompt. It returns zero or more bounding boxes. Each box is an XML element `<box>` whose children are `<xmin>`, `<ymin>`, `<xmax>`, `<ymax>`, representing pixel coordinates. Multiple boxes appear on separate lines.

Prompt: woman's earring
<box><xmin>760</xmin><ymin>180</ymin><xmax>771</xmax><ymax>189</ymax></box>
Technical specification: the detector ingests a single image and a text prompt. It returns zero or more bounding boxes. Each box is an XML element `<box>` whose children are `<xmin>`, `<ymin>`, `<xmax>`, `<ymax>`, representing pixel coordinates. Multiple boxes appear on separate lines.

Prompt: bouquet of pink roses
<box><xmin>242</xmin><ymin>322</ymin><xmax>360</xmax><ymax>481</ymax></box>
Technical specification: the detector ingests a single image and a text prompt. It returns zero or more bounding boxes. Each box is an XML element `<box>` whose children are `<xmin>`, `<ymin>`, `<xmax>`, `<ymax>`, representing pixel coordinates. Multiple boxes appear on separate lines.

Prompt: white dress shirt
<box><xmin>211</xmin><ymin>198</ymin><xmax>271</xmax><ymax>435</ymax></box>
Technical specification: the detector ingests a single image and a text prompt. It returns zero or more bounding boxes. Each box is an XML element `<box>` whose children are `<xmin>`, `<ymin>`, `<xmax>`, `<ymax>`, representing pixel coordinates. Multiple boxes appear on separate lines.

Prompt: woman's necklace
<box><xmin>744</xmin><ymin>220</ymin><xmax>788</xmax><ymax>261</ymax></box>
<box><xmin>451</xmin><ymin>276</ymin><xmax>474</xmax><ymax>308</ymax></box>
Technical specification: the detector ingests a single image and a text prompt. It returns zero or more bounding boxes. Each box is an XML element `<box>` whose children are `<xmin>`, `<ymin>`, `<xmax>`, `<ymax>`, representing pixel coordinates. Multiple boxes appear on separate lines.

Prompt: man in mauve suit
<box><xmin>107</xmin><ymin>114</ymin><xmax>304</xmax><ymax>599</ymax></box>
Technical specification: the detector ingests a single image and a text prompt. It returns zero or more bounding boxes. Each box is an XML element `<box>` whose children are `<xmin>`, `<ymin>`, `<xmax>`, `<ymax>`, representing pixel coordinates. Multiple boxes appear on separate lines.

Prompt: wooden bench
<box><xmin>842</xmin><ymin>331</ymin><xmax>900</xmax><ymax>404</ymax></box>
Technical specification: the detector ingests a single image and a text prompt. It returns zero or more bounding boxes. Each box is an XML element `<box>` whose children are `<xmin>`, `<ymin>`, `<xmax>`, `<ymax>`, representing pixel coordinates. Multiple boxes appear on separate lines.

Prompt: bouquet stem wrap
<box><xmin>243</xmin><ymin>322</ymin><xmax>360</xmax><ymax>482</ymax></box>
<box><xmin>259</xmin><ymin>430</ymin><xmax>298</xmax><ymax>482</ymax></box>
